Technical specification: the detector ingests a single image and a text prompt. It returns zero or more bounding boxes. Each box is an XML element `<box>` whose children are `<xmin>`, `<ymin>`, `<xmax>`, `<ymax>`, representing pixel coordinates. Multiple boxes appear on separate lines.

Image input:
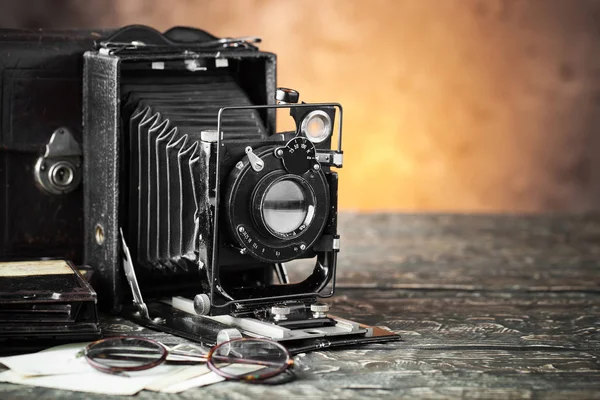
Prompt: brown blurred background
<box><xmin>2</xmin><ymin>0</ymin><xmax>600</xmax><ymax>212</ymax></box>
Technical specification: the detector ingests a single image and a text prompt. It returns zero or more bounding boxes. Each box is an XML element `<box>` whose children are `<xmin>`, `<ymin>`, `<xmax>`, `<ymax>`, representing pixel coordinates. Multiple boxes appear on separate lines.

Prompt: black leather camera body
<box><xmin>0</xmin><ymin>28</ymin><xmax>95</xmax><ymax>264</ymax></box>
<box><xmin>1</xmin><ymin>25</ymin><xmax>342</xmax><ymax>313</ymax></box>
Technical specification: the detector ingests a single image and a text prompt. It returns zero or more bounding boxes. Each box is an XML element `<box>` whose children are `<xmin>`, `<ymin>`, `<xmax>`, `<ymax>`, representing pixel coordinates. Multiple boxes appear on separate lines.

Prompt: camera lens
<box><xmin>262</xmin><ymin>180</ymin><xmax>308</xmax><ymax>234</ymax></box>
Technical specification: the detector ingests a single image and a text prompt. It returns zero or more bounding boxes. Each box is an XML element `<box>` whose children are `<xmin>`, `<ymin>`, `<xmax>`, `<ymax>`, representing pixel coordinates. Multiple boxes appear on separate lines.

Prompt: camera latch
<box><xmin>34</xmin><ymin>127</ymin><xmax>82</xmax><ymax>195</ymax></box>
<box><xmin>245</xmin><ymin>146</ymin><xmax>265</xmax><ymax>172</ymax></box>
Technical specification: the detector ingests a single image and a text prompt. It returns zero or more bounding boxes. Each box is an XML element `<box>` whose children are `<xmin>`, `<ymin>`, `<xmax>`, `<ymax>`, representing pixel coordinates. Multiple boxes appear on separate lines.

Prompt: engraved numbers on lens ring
<box><xmin>274</xmin><ymin>136</ymin><xmax>319</xmax><ymax>175</ymax></box>
<box><xmin>236</xmin><ymin>224</ymin><xmax>306</xmax><ymax>259</ymax></box>
<box><xmin>276</xmin><ymin>137</ymin><xmax>317</xmax><ymax>159</ymax></box>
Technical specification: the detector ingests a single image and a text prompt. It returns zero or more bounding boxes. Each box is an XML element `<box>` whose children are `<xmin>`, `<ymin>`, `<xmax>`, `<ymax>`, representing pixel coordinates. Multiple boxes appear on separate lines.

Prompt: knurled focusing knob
<box><xmin>193</xmin><ymin>294</ymin><xmax>211</xmax><ymax>315</ymax></box>
<box><xmin>275</xmin><ymin>87</ymin><xmax>299</xmax><ymax>104</ymax></box>
<box><xmin>271</xmin><ymin>305</ymin><xmax>291</xmax><ymax>321</ymax></box>
<box><xmin>311</xmin><ymin>303</ymin><xmax>329</xmax><ymax>318</ymax></box>
<box><xmin>217</xmin><ymin>328</ymin><xmax>243</xmax><ymax>344</ymax></box>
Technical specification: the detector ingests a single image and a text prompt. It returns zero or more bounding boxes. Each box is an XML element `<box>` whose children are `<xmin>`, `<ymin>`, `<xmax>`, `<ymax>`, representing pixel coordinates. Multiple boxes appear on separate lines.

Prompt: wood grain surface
<box><xmin>1</xmin><ymin>213</ymin><xmax>600</xmax><ymax>399</ymax></box>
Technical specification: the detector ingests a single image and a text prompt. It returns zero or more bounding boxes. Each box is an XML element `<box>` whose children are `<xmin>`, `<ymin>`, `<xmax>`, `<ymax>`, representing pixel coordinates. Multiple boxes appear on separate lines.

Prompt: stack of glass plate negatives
<box><xmin>0</xmin><ymin>260</ymin><xmax>101</xmax><ymax>353</ymax></box>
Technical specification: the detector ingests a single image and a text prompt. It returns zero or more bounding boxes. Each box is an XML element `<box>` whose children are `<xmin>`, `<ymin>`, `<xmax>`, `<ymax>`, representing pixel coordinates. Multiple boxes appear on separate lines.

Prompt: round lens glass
<box><xmin>84</xmin><ymin>337</ymin><xmax>167</xmax><ymax>372</ymax></box>
<box><xmin>262</xmin><ymin>180</ymin><xmax>308</xmax><ymax>234</ymax></box>
<box><xmin>207</xmin><ymin>338</ymin><xmax>291</xmax><ymax>381</ymax></box>
<box><xmin>306</xmin><ymin>116</ymin><xmax>326</xmax><ymax>139</ymax></box>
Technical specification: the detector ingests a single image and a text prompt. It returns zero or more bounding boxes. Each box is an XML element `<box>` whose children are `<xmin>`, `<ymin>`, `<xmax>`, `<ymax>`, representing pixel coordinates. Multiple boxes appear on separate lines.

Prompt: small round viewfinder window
<box><xmin>262</xmin><ymin>180</ymin><xmax>308</xmax><ymax>234</ymax></box>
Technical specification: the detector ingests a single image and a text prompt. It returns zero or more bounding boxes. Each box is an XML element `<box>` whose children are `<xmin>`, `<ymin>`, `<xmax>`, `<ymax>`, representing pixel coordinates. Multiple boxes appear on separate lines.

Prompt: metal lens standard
<box><xmin>207</xmin><ymin>338</ymin><xmax>292</xmax><ymax>381</ymax></box>
<box><xmin>84</xmin><ymin>337</ymin><xmax>167</xmax><ymax>373</ymax></box>
<box><xmin>262</xmin><ymin>180</ymin><xmax>307</xmax><ymax>234</ymax></box>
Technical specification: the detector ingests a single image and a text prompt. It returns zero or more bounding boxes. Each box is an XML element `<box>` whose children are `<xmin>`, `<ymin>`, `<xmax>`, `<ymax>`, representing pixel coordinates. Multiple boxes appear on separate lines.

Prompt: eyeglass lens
<box><xmin>85</xmin><ymin>337</ymin><xmax>167</xmax><ymax>372</ymax></box>
<box><xmin>208</xmin><ymin>338</ymin><xmax>291</xmax><ymax>381</ymax></box>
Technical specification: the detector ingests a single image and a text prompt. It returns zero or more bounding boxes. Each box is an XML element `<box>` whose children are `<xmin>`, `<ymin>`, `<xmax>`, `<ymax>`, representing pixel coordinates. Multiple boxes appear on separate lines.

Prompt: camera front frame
<box><xmin>210</xmin><ymin>103</ymin><xmax>344</xmax><ymax>312</ymax></box>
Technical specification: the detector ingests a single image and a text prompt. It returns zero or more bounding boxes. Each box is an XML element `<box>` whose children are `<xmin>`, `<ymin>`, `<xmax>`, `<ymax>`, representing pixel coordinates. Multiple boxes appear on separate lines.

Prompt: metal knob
<box><xmin>311</xmin><ymin>303</ymin><xmax>329</xmax><ymax>319</ymax></box>
<box><xmin>275</xmin><ymin>87</ymin><xmax>299</xmax><ymax>104</ymax></box>
<box><xmin>193</xmin><ymin>294</ymin><xmax>211</xmax><ymax>315</ymax></box>
<box><xmin>271</xmin><ymin>305</ymin><xmax>291</xmax><ymax>321</ymax></box>
<box><xmin>217</xmin><ymin>328</ymin><xmax>243</xmax><ymax>344</ymax></box>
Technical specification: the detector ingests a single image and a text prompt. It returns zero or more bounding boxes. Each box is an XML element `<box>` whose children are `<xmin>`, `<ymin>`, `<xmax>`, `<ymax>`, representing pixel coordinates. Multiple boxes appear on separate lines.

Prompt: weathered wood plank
<box><xmin>331</xmin><ymin>289</ymin><xmax>600</xmax><ymax>350</ymax></box>
<box><xmin>2</xmin><ymin>214</ymin><xmax>600</xmax><ymax>399</ymax></box>
<box><xmin>288</xmin><ymin>213</ymin><xmax>600</xmax><ymax>291</ymax></box>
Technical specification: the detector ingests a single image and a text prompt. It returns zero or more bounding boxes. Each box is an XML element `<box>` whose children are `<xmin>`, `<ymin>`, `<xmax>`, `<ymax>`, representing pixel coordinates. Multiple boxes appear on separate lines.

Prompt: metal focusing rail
<box><xmin>207</xmin><ymin>314</ymin><xmax>369</xmax><ymax>342</ymax></box>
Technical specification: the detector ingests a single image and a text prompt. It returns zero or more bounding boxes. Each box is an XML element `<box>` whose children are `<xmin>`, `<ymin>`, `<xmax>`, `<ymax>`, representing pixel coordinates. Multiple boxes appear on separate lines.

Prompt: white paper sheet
<box><xmin>159</xmin><ymin>371</ymin><xmax>226</xmax><ymax>393</ymax></box>
<box><xmin>0</xmin><ymin>343</ymin><xmax>191</xmax><ymax>395</ymax></box>
<box><xmin>158</xmin><ymin>365</ymin><xmax>263</xmax><ymax>393</ymax></box>
<box><xmin>0</xmin><ymin>365</ymin><xmax>187</xmax><ymax>396</ymax></box>
<box><xmin>144</xmin><ymin>364</ymin><xmax>212</xmax><ymax>391</ymax></box>
<box><xmin>0</xmin><ymin>342</ymin><xmax>90</xmax><ymax>376</ymax></box>
<box><xmin>0</xmin><ymin>343</ymin><xmax>266</xmax><ymax>395</ymax></box>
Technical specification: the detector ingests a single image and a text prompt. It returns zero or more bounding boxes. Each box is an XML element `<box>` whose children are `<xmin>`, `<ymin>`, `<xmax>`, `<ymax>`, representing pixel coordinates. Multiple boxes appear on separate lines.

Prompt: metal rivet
<box><xmin>95</xmin><ymin>224</ymin><xmax>105</xmax><ymax>245</ymax></box>
<box><xmin>313</xmin><ymin>164</ymin><xmax>320</xmax><ymax>171</ymax></box>
<box><xmin>238</xmin><ymin>226</ymin><xmax>245</xmax><ymax>232</ymax></box>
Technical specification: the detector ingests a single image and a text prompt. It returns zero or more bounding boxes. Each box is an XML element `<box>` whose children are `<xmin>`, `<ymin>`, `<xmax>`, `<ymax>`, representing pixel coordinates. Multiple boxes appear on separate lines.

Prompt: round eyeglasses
<box><xmin>83</xmin><ymin>336</ymin><xmax>294</xmax><ymax>383</ymax></box>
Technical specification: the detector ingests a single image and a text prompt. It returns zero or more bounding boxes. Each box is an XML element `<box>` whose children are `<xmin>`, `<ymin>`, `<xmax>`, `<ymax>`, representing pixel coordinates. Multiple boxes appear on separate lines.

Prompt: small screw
<box><xmin>238</xmin><ymin>226</ymin><xmax>245</xmax><ymax>232</ymax></box>
<box><xmin>300</xmin><ymin>244</ymin><xmax>306</xmax><ymax>250</ymax></box>
<box><xmin>276</xmin><ymin>149</ymin><xmax>284</xmax><ymax>157</ymax></box>
<box><xmin>313</xmin><ymin>164</ymin><xmax>320</xmax><ymax>171</ymax></box>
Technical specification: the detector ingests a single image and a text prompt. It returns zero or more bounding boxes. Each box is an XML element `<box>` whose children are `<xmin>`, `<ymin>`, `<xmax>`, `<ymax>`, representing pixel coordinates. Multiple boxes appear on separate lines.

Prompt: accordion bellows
<box><xmin>122</xmin><ymin>72</ymin><xmax>267</xmax><ymax>273</ymax></box>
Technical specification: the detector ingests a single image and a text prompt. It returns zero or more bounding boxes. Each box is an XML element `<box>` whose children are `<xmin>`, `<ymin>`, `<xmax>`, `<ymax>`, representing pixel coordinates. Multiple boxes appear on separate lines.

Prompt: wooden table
<box><xmin>2</xmin><ymin>214</ymin><xmax>600</xmax><ymax>399</ymax></box>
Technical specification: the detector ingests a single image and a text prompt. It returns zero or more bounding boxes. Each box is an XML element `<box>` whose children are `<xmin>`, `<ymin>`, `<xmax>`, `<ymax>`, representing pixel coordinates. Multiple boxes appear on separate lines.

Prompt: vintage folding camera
<box><xmin>0</xmin><ymin>25</ymin><xmax>398</xmax><ymax>351</ymax></box>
